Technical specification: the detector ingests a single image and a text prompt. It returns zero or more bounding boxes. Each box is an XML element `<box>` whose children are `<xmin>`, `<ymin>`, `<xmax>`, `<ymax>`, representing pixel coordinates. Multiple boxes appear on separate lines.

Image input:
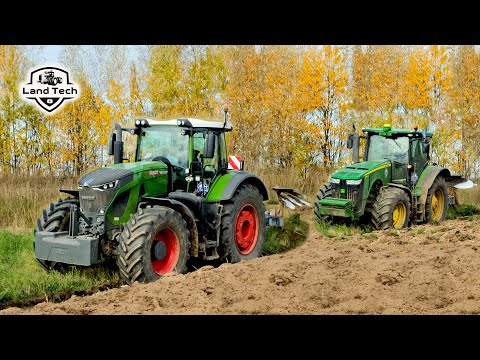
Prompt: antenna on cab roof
<box><xmin>223</xmin><ymin>104</ymin><xmax>229</xmax><ymax>129</ymax></box>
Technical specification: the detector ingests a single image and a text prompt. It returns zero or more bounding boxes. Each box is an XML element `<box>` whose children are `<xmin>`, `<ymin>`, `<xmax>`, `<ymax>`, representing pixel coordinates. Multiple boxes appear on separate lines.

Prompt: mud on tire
<box><xmin>371</xmin><ymin>187</ymin><xmax>411</xmax><ymax>230</ymax></box>
<box><xmin>116</xmin><ymin>206</ymin><xmax>190</xmax><ymax>284</ymax></box>
<box><xmin>219</xmin><ymin>183</ymin><xmax>266</xmax><ymax>263</ymax></box>
<box><xmin>314</xmin><ymin>183</ymin><xmax>333</xmax><ymax>223</ymax></box>
<box><xmin>425</xmin><ymin>176</ymin><xmax>448</xmax><ymax>223</ymax></box>
<box><xmin>35</xmin><ymin>197</ymin><xmax>79</xmax><ymax>271</ymax></box>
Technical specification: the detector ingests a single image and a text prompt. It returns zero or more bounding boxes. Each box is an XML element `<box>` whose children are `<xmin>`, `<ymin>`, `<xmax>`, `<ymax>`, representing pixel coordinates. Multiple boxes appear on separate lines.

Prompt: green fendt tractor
<box><xmin>34</xmin><ymin>111</ymin><xmax>278</xmax><ymax>284</ymax></box>
<box><xmin>314</xmin><ymin>124</ymin><xmax>469</xmax><ymax>230</ymax></box>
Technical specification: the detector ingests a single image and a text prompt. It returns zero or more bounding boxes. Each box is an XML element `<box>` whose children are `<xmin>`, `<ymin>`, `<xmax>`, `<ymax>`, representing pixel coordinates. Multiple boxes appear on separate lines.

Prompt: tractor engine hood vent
<box><xmin>78</xmin><ymin>168</ymin><xmax>134</xmax><ymax>187</ymax></box>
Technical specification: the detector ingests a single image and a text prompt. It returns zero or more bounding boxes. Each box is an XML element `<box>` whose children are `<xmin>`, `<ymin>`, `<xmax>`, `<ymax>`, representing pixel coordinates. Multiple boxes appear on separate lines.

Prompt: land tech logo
<box><xmin>20</xmin><ymin>66</ymin><xmax>80</xmax><ymax>114</ymax></box>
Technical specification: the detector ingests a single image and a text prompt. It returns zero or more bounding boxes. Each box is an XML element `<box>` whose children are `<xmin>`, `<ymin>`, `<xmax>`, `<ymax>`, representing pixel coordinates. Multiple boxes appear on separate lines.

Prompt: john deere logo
<box><xmin>20</xmin><ymin>66</ymin><xmax>80</xmax><ymax>114</ymax></box>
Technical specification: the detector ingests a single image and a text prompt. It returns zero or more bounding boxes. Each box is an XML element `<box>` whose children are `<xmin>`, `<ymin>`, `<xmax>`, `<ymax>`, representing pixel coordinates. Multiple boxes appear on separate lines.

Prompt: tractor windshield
<box><xmin>138</xmin><ymin>126</ymin><xmax>189</xmax><ymax>168</ymax></box>
<box><xmin>367</xmin><ymin>135</ymin><xmax>409</xmax><ymax>164</ymax></box>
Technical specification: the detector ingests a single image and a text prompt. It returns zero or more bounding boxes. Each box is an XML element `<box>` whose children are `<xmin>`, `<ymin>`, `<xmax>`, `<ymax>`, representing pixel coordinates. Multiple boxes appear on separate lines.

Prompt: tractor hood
<box><xmin>78</xmin><ymin>161</ymin><xmax>168</xmax><ymax>187</ymax></box>
<box><xmin>331</xmin><ymin>160</ymin><xmax>391</xmax><ymax>180</ymax></box>
<box><xmin>77</xmin><ymin>161</ymin><xmax>170</xmax><ymax>218</ymax></box>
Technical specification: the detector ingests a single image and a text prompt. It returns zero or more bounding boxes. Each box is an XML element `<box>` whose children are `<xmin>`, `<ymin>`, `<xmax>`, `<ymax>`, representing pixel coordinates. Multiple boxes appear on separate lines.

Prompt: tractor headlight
<box><xmin>346</xmin><ymin>179</ymin><xmax>362</xmax><ymax>185</ymax></box>
<box><xmin>330</xmin><ymin>178</ymin><xmax>341</xmax><ymax>184</ymax></box>
<box><xmin>93</xmin><ymin>180</ymin><xmax>118</xmax><ymax>191</ymax></box>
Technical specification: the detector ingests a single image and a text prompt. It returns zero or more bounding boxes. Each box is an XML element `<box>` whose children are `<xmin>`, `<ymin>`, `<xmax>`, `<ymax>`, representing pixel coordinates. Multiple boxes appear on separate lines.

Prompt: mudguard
<box><xmin>206</xmin><ymin>171</ymin><xmax>269</xmax><ymax>202</ymax></box>
<box><xmin>141</xmin><ymin>196</ymin><xmax>199</xmax><ymax>257</ymax></box>
<box><xmin>414</xmin><ymin>166</ymin><xmax>451</xmax><ymax>221</ymax></box>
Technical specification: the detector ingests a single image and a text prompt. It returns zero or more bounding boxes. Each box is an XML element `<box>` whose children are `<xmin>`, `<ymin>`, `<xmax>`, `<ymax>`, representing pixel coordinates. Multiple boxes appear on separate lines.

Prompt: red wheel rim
<box><xmin>151</xmin><ymin>228</ymin><xmax>179</xmax><ymax>275</ymax></box>
<box><xmin>234</xmin><ymin>204</ymin><xmax>259</xmax><ymax>255</ymax></box>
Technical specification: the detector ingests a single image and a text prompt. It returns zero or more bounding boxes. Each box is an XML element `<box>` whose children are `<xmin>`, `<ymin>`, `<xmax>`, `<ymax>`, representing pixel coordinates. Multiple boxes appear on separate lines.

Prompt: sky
<box><xmin>43</xmin><ymin>45</ymin><xmax>61</xmax><ymax>64</ymax></box>
<box><xmin>39</xmin><ymin>45</ymin><xmax>141</xmax><ymax>66</ymax></box>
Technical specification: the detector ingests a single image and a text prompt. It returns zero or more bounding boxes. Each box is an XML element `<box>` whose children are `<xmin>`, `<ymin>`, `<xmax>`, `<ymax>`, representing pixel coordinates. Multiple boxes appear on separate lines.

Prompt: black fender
<box><xmin>141</xmin><ymin>196</ymin><xmax>199</xmax><ymax>257</ymax></box>
<box><xmin>60</xmin><ymin>189</ymin><xmax>79</xmax><ymax>197</ymax></box>
<box><xmin>220</xmin><ymin>171</ymin><xmax>269</xmax><ymax>201</ymax></box>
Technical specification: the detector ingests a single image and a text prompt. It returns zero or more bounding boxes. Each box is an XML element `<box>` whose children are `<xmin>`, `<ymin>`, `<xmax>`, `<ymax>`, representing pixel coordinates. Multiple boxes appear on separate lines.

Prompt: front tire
<box><xmin>116</xmin><ymin>206</ymin><xmax>190</xmax><ymax>284</ymax></box>
<box><xmin>219</xmin><ymin>184</ymin><xmax>266</xmax><ymax>263</ymax></box>
<box><xmin>371</xmin><ymin>187</ymin><xmax>411</xmax><ymax>230</ymax></box>
<box><xmin>35</xmin><ymin>197</ymin><xmax>79</xmax><ymax>271</ymax></box>
<box><xmin>425</xmin><ymin>176</ymin><xmax>448</xmax><ymax>223</ymax></box>
<box><xmin>314</xmin><ymin>183</ymin><xmax>333</xmax><ymax>223</ymax></box>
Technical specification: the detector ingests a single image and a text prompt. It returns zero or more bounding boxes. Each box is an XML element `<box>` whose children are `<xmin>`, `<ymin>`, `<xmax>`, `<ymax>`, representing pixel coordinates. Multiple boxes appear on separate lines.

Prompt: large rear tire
<box><xmin>371</xmin><ymin>187</ymin><xmax>411</xmax><ymax>230</ymax></box>
<box><xmin>219</xmin><ymin>184</ymin><xmax>266</xmax><ymax>263</ymax></box>
<box><xmin>314</xmin><ymin>183</ymin><xmax>333</xmax><ymax>223</ymax></box>
<box><xmin>34</xmin><ymin>197</ymin><xmax>79</xmax><ymax>271</ymax></box>
<box><xmin>425</xmin><ymin>176</ymin><xmax>448</xmax><ymax>223</ymax></box>
<box><xmin>116</xmin><ymin>206</ymin><xmax>190</xmax><ymax>284</ymax></box>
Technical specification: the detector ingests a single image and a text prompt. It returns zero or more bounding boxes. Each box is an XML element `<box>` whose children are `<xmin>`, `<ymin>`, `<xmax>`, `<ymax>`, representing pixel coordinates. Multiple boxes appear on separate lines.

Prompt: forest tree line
<box><xmin>1</xmin><ymin>45</ymin><xmax>479</xmax><ymax>180</ymax></box>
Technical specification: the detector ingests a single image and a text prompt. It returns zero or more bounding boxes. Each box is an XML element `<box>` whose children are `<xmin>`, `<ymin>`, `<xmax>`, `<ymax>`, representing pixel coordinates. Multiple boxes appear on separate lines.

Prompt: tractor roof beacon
<box><xmin>314</xmin><ymin>123</ymin><xmax>470</xmax><ymax>230</ymax></box>
<box><xmin>33</xmin><ymin>109</ymin><xmax>308</xmax><ymax>284</ymax></box>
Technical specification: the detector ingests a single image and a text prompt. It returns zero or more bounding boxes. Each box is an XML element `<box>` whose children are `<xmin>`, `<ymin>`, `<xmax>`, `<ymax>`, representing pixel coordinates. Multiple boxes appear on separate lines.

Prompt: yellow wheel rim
<box><xmin>431</xmin><ymin>188</ymin><xmax>445</xmax><ymax>221</ymax></box>
<box><xmin>392</xmin><ymin>202</ymin><xmax>407</xmax><ymax>229</ymax></box>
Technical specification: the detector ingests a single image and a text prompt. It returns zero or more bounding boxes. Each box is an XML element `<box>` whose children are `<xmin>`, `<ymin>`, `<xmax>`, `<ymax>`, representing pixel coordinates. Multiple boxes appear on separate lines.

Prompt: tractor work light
<box><xmin>177</xmin><ymin>118</ymin><xmax>193</xmax><ymax>127</ymax></box>
<box><xmin>331</xmin><ymin>178</ymin><xmax>341</xmax><ymax>184</ymax></box>
<box><xmin>135</xmin><ymin>119</ymin><xmax>149</xmax><ymax>127</ymax></box>
<box><xmin>93</xmin><ymin>181</ymin><xmax>118</xmax><ymax>191</ymax></box>
<box><xmin>346</xmin><ymin>179</ymin><xmax>362</xmax><ymax>185</ymax></box>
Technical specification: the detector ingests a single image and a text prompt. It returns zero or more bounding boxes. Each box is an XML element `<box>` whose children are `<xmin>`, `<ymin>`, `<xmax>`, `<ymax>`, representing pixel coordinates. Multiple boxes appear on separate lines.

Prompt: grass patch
<box><xmin>447</xmin><ymin>204</ymin><xmax>480</xmax><ymax>220</ymax></box>
<box><xmin>0</xmin><ymin>229</ymin><xmax>121</xmax><ymax>309</ymax></box>
<box><xmin>263</xmin><ymin>214</ymin><xmax>309</xmax><ymax>255</ymax></box>
<box><xmin>314</xmin><ymin>219</ymin><xmax>373</xmax><ymax>239</ymax></box>
<box><xmin>0</xmin><ymin>174</ymin><xmax>78</xmax><ymax>230</ymax></box>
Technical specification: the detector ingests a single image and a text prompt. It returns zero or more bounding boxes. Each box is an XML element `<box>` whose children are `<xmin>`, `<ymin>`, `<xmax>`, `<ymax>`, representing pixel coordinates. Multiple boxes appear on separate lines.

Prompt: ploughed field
<box><xmin>3</xmin><ymin>214</ymin><xmax>480</xmax><ymax>315</ymax></box>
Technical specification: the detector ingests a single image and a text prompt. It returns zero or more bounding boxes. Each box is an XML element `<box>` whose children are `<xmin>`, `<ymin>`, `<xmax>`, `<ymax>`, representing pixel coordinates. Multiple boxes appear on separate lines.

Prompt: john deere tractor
<box><xmin>314</xmin><ymin>124</ymin><xmax>468</xmax><ymax>230</ymax></box>
<box><xmin>34</xmin><ymin>111</ymin><xmax>274</xmax><ymax>284</ymax></box>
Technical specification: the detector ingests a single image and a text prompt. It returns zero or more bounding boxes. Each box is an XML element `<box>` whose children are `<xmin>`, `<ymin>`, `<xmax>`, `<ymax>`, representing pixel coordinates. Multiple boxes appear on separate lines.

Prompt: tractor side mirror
<box><xmin>423</xmin><ymin>142</ymin><xmax>430</xmax><ymax>157</ymax></box>
<box><xmin>346</xmin><ymin>134</ymin><xmax>354</xmax><ymax>149</ymax></box>
<box><xmin>423</xmin><ymin>136</ymin><xmax>431</xmax><ymax>159</ymax></box>
<box><xmin>204</xmin><ymin>131</ymin><xmax>215</xmax><ymax>159</ymax></box>
<box><xmin>107</xmin><ymin>131</ymin><xmax>115</xmax><ymax>156</ymax></box>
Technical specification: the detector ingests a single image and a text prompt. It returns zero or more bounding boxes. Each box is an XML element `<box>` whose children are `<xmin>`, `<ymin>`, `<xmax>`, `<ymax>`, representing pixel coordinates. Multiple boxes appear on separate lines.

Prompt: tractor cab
<box><xmin>361</xmin><ymin>124</ymin><xmax>433</xmax><ymax>188</ymax></box>
<box><xmin>108</xmin><ymin>114</ymin><xmax>233</xmax><ymax>198</ymax></box>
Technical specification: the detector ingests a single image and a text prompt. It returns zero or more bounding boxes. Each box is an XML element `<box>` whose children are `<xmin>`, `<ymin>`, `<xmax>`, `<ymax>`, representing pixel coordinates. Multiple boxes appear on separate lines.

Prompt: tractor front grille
<box><xmin>79</xmin><ymin>187</ymin><xmax>115</xmax><ymax>215</ymax></box>
<box><xmin>331</xmin><ymin>180</ymin><xmax>363</xmax><ymax>210</ymax></box>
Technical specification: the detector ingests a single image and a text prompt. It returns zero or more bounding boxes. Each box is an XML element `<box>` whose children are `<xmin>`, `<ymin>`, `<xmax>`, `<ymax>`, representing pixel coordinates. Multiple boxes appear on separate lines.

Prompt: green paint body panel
<box><xmin>205</xmin><ymin>171</ymin><xmax>236</xmax><ymax>203</ymax></box>
<box><xmin>319</xmin><ymin>160</ymin><xmax>393</xmax><ymax>219</ymax></box>
<box><xmin>318</xmin><ymin>198</ymin><xmax>353</xmax><ymax>207</ymax></box>
<box><xmin>318</xmin><ymin>198</ymin><xmax>354</xmax><ymax>218</ymax></box>
<box><xmin>413</xmin><ymin>165</ymin><xmax>438</xmax><ymax>197</ymax></box>
<box><xmin>103</xmin><ymin>161</ymin><xmax>169</xmax><ymax>225</ymax></box>
<box><xmin>413</xmin><ymin>165</ymin><xmax>450</xmax><ymax>207</ymax></box>
<box><xmin>332</xmin><ymin>160</ymin><xmax>391</xmax><ymax>180</ymax></box>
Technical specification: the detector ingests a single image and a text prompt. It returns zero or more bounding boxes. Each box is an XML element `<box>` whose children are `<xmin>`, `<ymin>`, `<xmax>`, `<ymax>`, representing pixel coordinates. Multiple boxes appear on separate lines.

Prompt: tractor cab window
<box><xmin>411</xmin><ymin>139</ymin><xmax>428</xmax><ymax>174</ymax></box>
<box><xmin>138</xmin><ymin>126</ymin><xmax>189</xmax><ymax>169</ymax></box>
<box><xmin>367</xmin><ymin>135</ymin><xmax>409</xmax><ymax>164</ymax></box>
<box><xmin>193</xmin><ymin>132</ymin><xmax>219</xmax><ymax>178</ymax></box>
